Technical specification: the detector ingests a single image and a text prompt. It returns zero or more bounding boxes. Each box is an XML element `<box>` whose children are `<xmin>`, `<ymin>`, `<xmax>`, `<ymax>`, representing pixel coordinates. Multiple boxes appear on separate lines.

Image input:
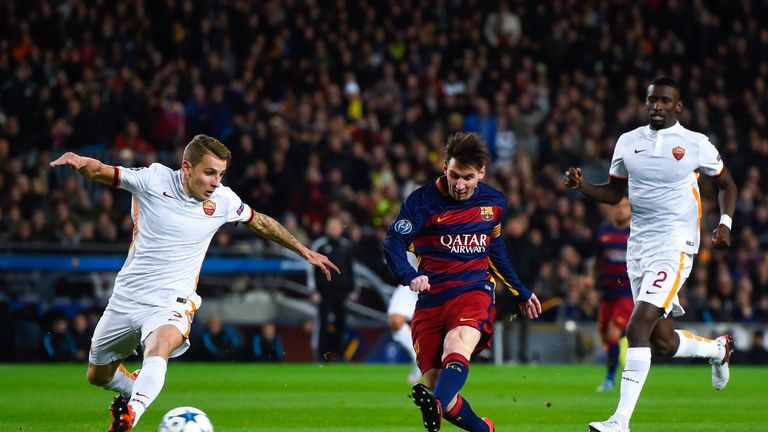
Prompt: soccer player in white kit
<box><xmin>388</xmin><ymin>284</ymin><xmax>420</xmax><ymax>384</ymax></box>
<box><xmin>387</xmin><ymin>252</ymin><xmax>420</xmax><ymax>385</ymax></box>
<box><xmin>563</xmin><ymin>77</ymin><xmax>738</xmax><ymax>432</ymax></box>
<box><xmin>50</xmin><ymin>135</ymin><xmax>340</xmax><ymax>432</ymax></box>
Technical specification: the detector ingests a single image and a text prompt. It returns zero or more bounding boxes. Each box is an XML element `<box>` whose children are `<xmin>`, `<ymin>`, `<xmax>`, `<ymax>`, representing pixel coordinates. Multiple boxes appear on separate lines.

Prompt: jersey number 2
<box><xmin>652</xmin><ymin>271</ymin><xmax>668</xmax><ymax>289</ymax></box>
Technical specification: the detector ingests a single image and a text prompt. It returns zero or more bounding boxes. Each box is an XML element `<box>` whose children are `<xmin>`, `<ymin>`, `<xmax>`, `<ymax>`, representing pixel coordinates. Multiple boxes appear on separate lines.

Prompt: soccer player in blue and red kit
<box><xmin>594</xmin><ymin>197</ymin><xmax>633</xmax><ymax>392</ymax></box>
<box><xmin>383</xmin><ymin>132</ymin><xmax>541</xmax><ymax>432</ymax></box>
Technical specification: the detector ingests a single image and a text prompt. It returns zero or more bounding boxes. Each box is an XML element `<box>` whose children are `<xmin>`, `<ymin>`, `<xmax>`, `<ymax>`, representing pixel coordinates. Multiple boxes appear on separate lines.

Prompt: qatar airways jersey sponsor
<box><xmin>439</xmin><ymin>233</ymin><xmax>489</xmax><ymax>254</ymax></box>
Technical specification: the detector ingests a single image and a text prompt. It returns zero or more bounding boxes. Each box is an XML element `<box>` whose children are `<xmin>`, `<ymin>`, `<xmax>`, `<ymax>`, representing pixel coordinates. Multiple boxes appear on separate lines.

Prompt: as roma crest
<box><xmin>672</xmin><ymin>146</ymin><xmax>685</xmax><ymax>160</ymax></box>
<box><xmin>202</xmin><ymin>200</ymin><xmax>216</xmax><ymax>216</ymax></box>
<box><xmin>480</xmin><ymin>206</ymin><xmax>495</xmax><ymax>221</ymax></box>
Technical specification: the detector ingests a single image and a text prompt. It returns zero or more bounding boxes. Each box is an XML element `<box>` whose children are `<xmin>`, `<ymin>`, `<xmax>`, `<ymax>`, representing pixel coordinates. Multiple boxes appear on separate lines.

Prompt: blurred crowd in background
<box><xmin>1</xmin><ymin>0</ymin><xmax>768</xmax><ymax>361</ymax></box>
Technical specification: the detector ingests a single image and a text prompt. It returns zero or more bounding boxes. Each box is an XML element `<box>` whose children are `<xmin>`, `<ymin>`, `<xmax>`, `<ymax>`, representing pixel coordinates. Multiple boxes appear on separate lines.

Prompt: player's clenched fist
<box><xmin>50</xmin><ymin>152</ymin><xmax>86</xmax><ymax>170</ymax></box>
<box><xmin>563</xmin><ymin>167</ymin><xmax>583</xmax><ymax>190</ymax></box>
<box><xmin>712</xmin><ymin>225</ymin><xmax>731</xmax><ymax>249</ymax></box>
<box><xmin>409</xmin><ymin>275</ymin><xmax>430</xmax><ymax>293</ymax></box>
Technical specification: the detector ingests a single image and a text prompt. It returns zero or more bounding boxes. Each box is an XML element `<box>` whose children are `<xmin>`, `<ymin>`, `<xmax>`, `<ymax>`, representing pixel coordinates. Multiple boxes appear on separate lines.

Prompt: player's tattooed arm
<box><xmin>247</xmin><ymin>211</ymin><xmax>340</xmax><ymax>280</ymax></box>
<box><xmin>248</xmin><ymin>211</ymin><xmax>307</xmax><ymax>253</ymax></box>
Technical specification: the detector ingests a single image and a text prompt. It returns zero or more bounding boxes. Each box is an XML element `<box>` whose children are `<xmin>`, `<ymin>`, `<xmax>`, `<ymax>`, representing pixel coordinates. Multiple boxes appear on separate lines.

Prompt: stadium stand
<box><xmin>0</xmin><ymin>0</ymin><xmax>767</xmax><ymax>362</ymax></box>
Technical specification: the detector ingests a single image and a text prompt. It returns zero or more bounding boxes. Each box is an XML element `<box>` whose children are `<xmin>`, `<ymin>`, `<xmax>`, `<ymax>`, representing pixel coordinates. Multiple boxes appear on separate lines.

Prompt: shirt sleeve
<box><xmin>220</xmin><ymin>186</ymin><xmax>255</xmax><ymax>223</ymax></box>
<box><xmin>608</xmin><ymin>135</ymin><xmax>628</xmax><ymax>179</ymax></box>
<box><xmin>698</xmin><ymin>137</ymin><xmax>725</xmax><ymax>177</ymax></box>
<box><xmin>383</xmin><ymin>192</ymin><xmax>426</xmax><ymax>286</ymax></box>
<box><xmin>115</xmin><ymin>163</ymin><xmax>158</xmax><ymax>194</ymax></box>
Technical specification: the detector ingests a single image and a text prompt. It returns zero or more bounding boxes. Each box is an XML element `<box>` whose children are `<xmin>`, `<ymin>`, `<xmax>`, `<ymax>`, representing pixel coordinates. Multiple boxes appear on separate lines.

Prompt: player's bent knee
<box><xmin>651</xmin><ymin>337</ymin><xmax>677</xmax><ymax>357</ymax></box>
<box><xmin>86</xmin><ymin>368</ymin><xmax>112</xmax><ymax>387</ymax></box>
<box><xmin>144</xmin><ymin>339</ymin><xmax>173</xmax><ymax>358</ymax></box>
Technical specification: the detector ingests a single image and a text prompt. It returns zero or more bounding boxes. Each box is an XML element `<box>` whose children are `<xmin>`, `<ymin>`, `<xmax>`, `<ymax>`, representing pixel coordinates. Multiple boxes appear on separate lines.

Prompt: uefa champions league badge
<box><xmin>202</xmin><ymin>199</ymin><xmax>217</xmax><ymax>216</ymax></box>
<box><xmin>394</xmin><ymin>219</ymin><xmax>413</xmax><ymax>234</ymax></box>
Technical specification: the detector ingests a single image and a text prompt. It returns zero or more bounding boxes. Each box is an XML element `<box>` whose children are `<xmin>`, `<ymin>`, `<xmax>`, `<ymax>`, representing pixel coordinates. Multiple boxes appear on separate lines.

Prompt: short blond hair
<box><xmin>182</xmin><ymin>134</ymin><xmax>231</xmax><ymax>165</ymax></box>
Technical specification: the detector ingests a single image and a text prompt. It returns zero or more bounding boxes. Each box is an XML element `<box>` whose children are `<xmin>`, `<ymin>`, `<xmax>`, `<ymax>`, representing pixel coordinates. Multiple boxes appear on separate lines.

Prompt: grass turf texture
<box><xmin>0</xmin><ymin>363</ymin><xmax>765</xmax><ymax>431</ymax></box>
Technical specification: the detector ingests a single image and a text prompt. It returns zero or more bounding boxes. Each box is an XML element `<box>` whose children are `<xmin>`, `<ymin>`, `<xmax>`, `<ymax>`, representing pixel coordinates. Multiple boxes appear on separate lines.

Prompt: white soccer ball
<box><xmin>158</xmin><ymin>406</ymin><xmax>214</xmax><ymax>432</ymax></box>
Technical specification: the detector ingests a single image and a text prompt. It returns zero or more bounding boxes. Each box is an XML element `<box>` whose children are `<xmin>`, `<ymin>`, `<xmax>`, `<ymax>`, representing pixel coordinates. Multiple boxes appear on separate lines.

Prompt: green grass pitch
<box><xmin>0</xmin><ymin>362</ymin><xmax>765</xmax><ymax>431</ymax></box>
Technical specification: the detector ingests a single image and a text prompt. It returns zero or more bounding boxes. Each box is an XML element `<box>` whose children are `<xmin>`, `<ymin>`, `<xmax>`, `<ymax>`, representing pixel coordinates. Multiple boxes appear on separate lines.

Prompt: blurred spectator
<box><xmin>12</xmin><ymin>304</ymin><xmax>44</xmax><ymax>361</ymax></box>
<box><xmin>309</xmin><ymin>216</ymin><xmax>357</xmax><ymax>361</ymax></box>
<box><xmin>112</xmin><ymin>120</ymin><xmax>155</xmax><ymax>166</ymax></box>
<box><xmin>200</xmin><ymin>315</ymin><xmax>243</xmax><ymax>361</ymax></box>
<box><xmin>496</xmin><ymin>213</ymin><xmax>540</xmax><ymax>362</ymax></box>
<box><xmin>71</xmin><ymin>312</ymin><xmax>93</xmax><ymax>362</ymax></box>
<box><xmin>560</xmin><ymin>275</ymin><xmax>599</xmax><ymax>322</ymax></box>
<box><xmin>42</xmin><ymin>314</ymin><xmax>78</xmax><ymax>362</ymax></box>
<box><xmin>252</xmin><ymin>322</ymin><xmax>284</xmax><ymax>362</ymax></box>
<box><xmin>483</xmin><ymin>2</ymin><xmax>522</xmax><ymax>48</ymax></box>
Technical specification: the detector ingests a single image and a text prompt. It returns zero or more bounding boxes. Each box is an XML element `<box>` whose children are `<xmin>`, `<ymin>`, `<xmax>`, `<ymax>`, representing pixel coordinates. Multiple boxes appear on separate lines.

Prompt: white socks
<box><xmin>104</xmin><ymin>364</ymin><xmax>136</xmax><ymax>399</ymax></box>
<box><xmin>392</xmin><ymin>323</ymin><xmax>418</xmax><ymax>366</ymax></box>
<box><xmin>129</xmin><ymin>356</ymin><xmax>167</xmax><ymax>426</ymax></box>
<box><xmin>672</xmin><ymin>330</ymin><xmax>722</xmax><ymax>360</ymax></box>
<box><xmin>614</xmin><ymin>347</ymin><xmax>652</xmax><ymax>425</ymax></box>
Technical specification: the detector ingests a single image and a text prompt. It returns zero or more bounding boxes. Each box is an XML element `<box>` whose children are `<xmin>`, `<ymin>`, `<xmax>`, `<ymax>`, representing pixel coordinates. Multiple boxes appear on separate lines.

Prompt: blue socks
<box><xmin>444</xmin><ymin>394</ymin><xmax>490</xmax><ymax>431</ymax></box>
<box><xmin>606</xmin><ymin>343</ymin><xmax>619</xmax><ymax>383</ymax></box>
<box><xmin>435</xmin><ymin>353</ymin><xmax>489</xmax><ymax>431</ymax></box>
<box><xmin>434</xmin><ymin>352</ymin><xmax>469</xmax><ymax>405</ymax></box>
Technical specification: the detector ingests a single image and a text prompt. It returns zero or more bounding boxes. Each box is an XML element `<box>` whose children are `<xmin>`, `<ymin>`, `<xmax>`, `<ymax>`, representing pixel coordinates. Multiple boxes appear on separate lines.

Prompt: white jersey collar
<box><xmin>646</xmin><ymin>121</ymin><xmax>682</xmax><ymax>136</ymax></box>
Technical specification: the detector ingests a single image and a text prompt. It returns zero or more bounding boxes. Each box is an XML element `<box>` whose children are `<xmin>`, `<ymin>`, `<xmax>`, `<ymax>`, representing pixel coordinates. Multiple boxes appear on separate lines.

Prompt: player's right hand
<box><xmin>50</xmin><ymin>152</ymin><xmax>85</xmax><ymax>170</ymax></box>
<box><xmin>409</xmin><ymin>275</ymin><xmax>430</xmax><ymax>293</ymax></box>
<box><xmin>563</xmin><ymin>167</ymin><xmax>583</xmax><ymax>190</ymax></box>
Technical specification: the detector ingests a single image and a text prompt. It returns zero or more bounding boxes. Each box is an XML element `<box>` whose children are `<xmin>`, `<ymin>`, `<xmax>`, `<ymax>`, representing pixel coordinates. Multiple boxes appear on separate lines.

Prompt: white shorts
<box><xmin>89</xmin><ymin>296</ymin><xmax>199</xmax><ymax>366</ymax></box>
<box><xmin>387</xmin><ymin>285</ymin><xmax>418</xmax><ymax>320</ymax></box>
<box><xmin>627</xmin><ymin>251</ymin><xmax>693</xmax><ymax>318</ymax></box>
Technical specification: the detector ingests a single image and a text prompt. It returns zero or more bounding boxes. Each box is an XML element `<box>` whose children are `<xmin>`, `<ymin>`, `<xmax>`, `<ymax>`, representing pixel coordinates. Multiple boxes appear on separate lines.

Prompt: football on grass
<box><xmin>158</xmin><ymin>406</ymin><xmax>213</xmax><ymax>432</ymax></box>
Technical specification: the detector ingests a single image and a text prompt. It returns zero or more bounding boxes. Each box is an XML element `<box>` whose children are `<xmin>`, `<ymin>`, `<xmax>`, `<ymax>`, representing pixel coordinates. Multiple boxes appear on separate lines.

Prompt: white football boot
<box><xmin>710</xmin><ymin>335</ymin><xmax>733</xmax><ymax>390</ymax></box>
<box><xmin>588</xmin><ymin>415</ymin><xmax>629</xmax><ymax>432</ymax></box>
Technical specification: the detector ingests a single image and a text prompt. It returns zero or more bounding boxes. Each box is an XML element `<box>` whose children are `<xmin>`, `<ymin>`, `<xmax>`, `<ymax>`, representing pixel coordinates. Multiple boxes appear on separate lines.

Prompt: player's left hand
<box><xmin>712</xmin><ymin>225</ymin><xmax>731</xmax><ymax>249</ymax></box>
<box><xmin>519</xmin><ymin>293</ymin><xmax>542</xmax><ymax>319</ymax></box>
<box><xmin>306</xmin><ymin>250</ymin><xmax>341</xmax><ymax>281</ymax></box>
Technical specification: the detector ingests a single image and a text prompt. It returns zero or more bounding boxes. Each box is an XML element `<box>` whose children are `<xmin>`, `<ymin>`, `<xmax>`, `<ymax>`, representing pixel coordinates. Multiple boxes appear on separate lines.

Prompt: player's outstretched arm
<box><xmin>247</xmin><ymin>211</ymin><xmax>340</xmax><ymax>281</ymax></box>
<box><xmin>563</xmin><ymin>167</ymin><xmax>627</xmax><ymax>205</ymax></box>
<box><xmin>49</xmin><ymin>152</ymin><xmax>116</xmax><ymax>186</ymax></box>
<box><xmin>712</xmin><ymin>168</ymin><xmax>737</xmax><ymax>249</ymax></box>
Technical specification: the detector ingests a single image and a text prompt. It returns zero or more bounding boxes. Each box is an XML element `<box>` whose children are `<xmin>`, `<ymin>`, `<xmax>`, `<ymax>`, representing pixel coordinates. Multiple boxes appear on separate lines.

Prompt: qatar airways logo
<box><xmin>440</xmin><ymin>234</ymin><xmax>488</xmax><ymax>254</ymax></box>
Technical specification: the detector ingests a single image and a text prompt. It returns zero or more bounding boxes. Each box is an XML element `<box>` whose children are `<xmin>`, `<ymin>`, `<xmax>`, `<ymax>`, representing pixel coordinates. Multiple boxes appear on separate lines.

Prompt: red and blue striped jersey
<box><xmin>383</xmin><ymin>177</ymin><xmax>532</xmax><ymax>309</ymax></box>
<box><xmin>594</xmin><ymin>223</ymin><xmax>632</xmax><ymax>300</ymax></box>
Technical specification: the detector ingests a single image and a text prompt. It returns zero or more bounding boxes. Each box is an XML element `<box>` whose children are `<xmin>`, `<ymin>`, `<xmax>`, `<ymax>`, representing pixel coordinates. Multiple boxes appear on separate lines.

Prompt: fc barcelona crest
<box><xmin>202</xmin><ymin>200</ymin><xmax>216</xmax><ymax>216</ymax></box>
<box><xmin>480</xmin><ymin>206</ymin><xmax>495</xmax><ymax>221</ymax></box>
<box><xmin>672</xmin><ymin>146</ymin><xmax>685</xmax><ymax>161</ymax></box>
